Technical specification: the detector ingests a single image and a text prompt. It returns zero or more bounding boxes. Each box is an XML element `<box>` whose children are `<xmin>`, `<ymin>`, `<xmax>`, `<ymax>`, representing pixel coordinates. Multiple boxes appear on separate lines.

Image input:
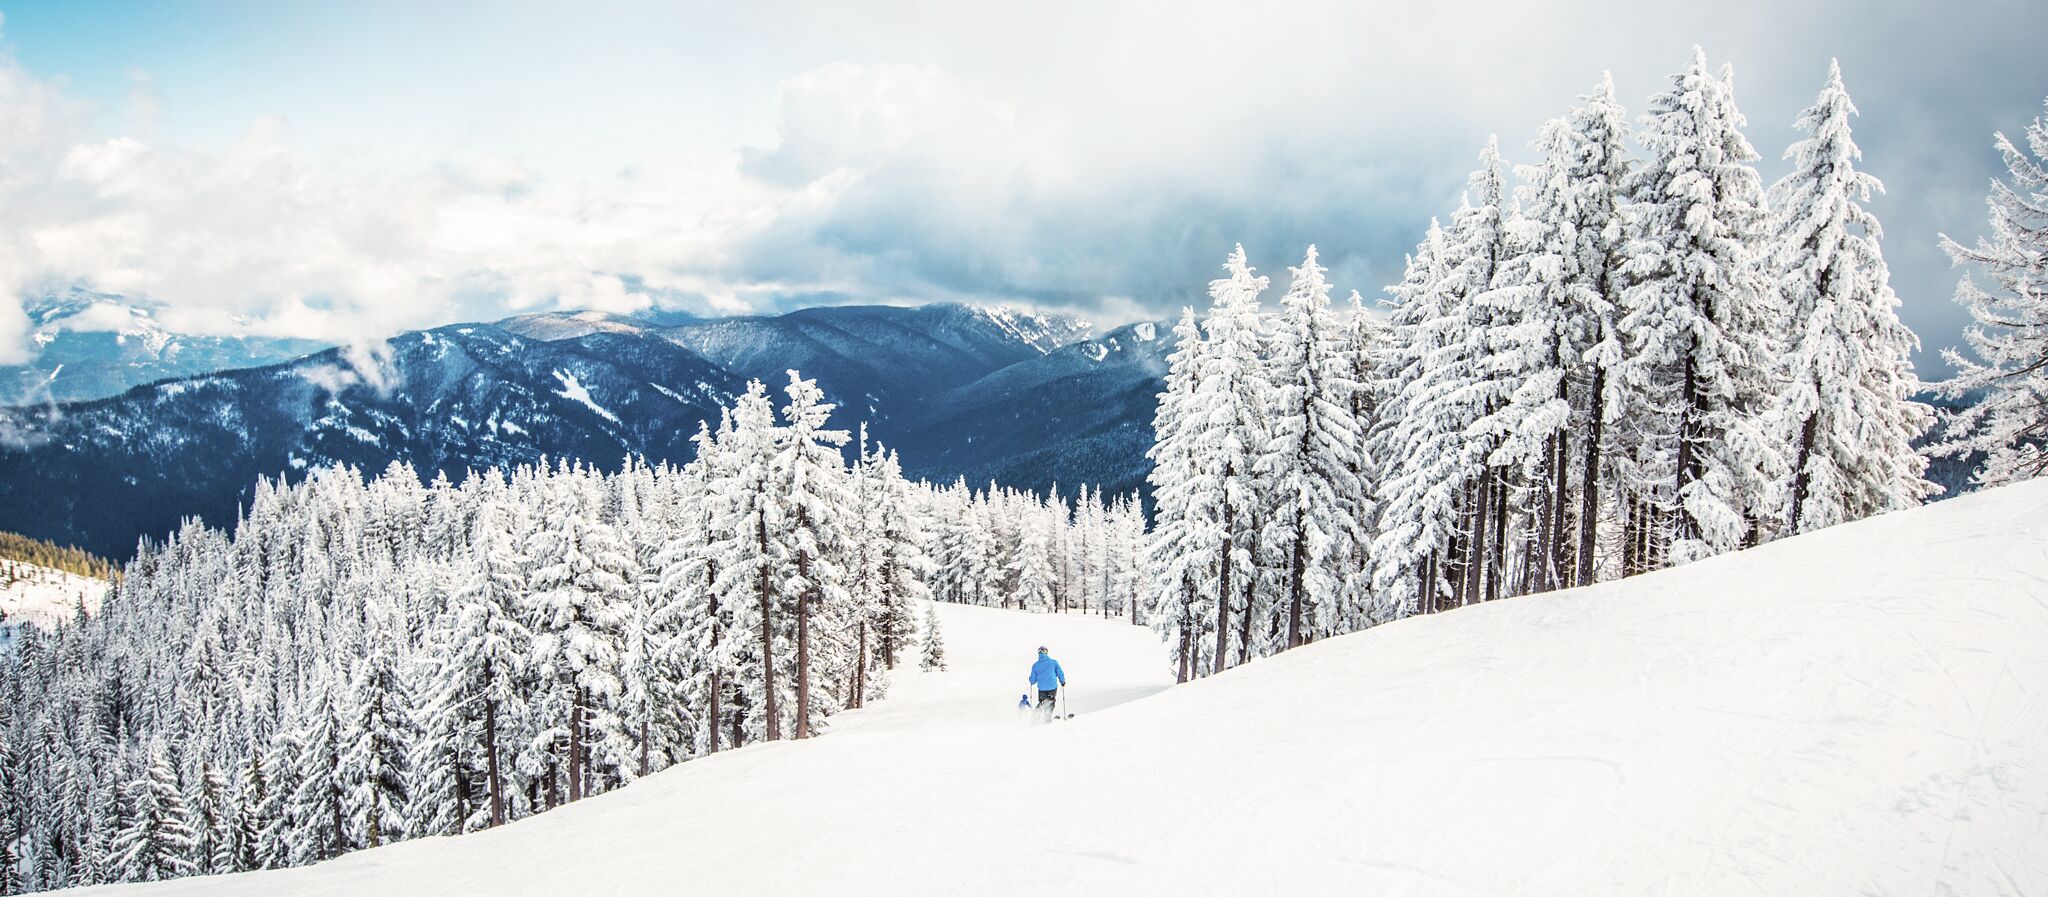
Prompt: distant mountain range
<box><xmin>3</xmin><ymin>290</ymin><xmax>332</xmax><ymax>405</ymax></box>
<box><xmin>0</xmin><ymin>302</ymin><xmax>1173</xmax><ymax>560</ymax></box>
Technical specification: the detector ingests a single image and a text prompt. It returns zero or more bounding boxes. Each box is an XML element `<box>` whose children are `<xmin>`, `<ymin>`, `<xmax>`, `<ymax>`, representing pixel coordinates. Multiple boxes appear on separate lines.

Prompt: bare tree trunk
<box><xmin>567</xmin><ymin>689</ymin><xmax>585</xmax><ymax>803</ymax></box>
<box><xmin>1215</xmin><ymin>503</ymin><xmax>1232</xmax><ymax>675</ymax></box>
<box><xmin>1238</xmin><ymin>558</ymin><xmax>1255</xmax><ymax>666</ymax></box>
<box><xmin>706</xmin><ymin>558</ymin><xmax>722</xmax><ymax>754</ymax></box>
<box><xmin>1547</xmin><ymin>425</ymin><xmax>1571</xmax><ymax>591</ymax></box>
<box><xmin>1465</xmin><ymin>477</ymin><xmax>1489</xmax><ymax>608</ymax></box>
<box><xmin>707</xmin><ymin>671</ymin><xmax>722</xmax><ymax>756</ymax></box>
<box><xmin>794</xmin><ymin>553</ymin><xmax>814</xmax><ymax>740</ymax></box>
<box><xmin>1488</xmin><ymin>469</ymin><xmax>1508</xmax><ymax>602</ymax></box>
<box><xmin>638</xmin><ymin>719</ymin><xmax>650</xmax><ymax>779</ymax></box>
<box><xmin>484</xmin><ymin>672</ymin><xmax>504</xmax><ymax>828</ymax></box>
<box><xmin>1176</xmin><ymin>598</ymin><xmax>1193</xmax><ymax>684</ymax></box>
<box><xmin>1674</xmin><ymin>357</ymin><xmax>1701</xmax><ymax>548</ymax></box>
<box><xmin>1450</xmin><ymin>481</ymin><xmax>1474</xmax><ymax>607</ymax></box>
<box><xmin>1576</xmin><ymin>370</ymin><xmax>1606</xmax><ymax>587</ymax></box>
<box><xmin>1285</xmin><ymin>520</ymin><xmax>1306</xmax><ymax>650</ymax></box>
<box><xmin>756</xmin><ymin>514</ymin><xmax>779</xmax><ymax>742</ymax></box>
<box><xmin>880</xmin><ymin>593</ymin><xmax>897</xmax><ymax>671</ymax></box>
<box><xmin>1788</xmin><ymin>410</ymin><xmax>1818</xmax><ymax>533</ymax></box>
<box><xmin>853</xmin><ymin>620</ymin><xmax>869</xmax><ymax>709</ymax></box>
<box><xmin>1416</xmin><ymin>557</ymin><xmax>1432</xmax><ymax>616</ymax></box>
<box><xmin>1622</xmin><ymin>489</ymin><xmax>1644</xmax><ymax>577</ymax></box>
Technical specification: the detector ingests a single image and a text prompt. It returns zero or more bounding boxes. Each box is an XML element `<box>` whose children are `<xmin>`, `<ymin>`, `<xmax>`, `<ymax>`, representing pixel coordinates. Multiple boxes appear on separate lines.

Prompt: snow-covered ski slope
<box><xmin>76</xmin><ymin>479</ymin><xmax>2048</xmax><ymax>897</ymax></box>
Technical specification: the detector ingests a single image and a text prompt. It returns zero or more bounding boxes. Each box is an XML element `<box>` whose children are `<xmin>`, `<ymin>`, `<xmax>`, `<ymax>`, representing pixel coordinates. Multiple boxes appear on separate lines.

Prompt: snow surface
<box><xmin>0</xmin><ymin>561</ymin><xmax>104</xmax><ymax>645</ymax></box>
<box><xmin>551</xmin><ymin>369</ymin><xmax>620</xmax><ymax>424</ymax></box>
<box><xmin>70</xmin><ymin>479</ymin><xmax>2048</xmax><ymax>896</ymax></box>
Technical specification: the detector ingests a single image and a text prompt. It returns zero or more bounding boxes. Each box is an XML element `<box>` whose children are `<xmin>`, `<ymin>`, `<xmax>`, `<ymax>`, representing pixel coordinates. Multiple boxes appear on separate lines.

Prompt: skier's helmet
<box><xmin>1037</xmin><ymin>646</ymin><xmax>1048</xmax><ymax>654</ymax></box>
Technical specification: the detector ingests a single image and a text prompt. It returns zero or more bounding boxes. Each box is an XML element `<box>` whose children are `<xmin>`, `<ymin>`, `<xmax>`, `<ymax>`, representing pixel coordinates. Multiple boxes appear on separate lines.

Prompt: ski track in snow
<box><xmin>67</xmin><ymin>480</ymin><xmax>2048</xmax><ymax>897</ymax></box>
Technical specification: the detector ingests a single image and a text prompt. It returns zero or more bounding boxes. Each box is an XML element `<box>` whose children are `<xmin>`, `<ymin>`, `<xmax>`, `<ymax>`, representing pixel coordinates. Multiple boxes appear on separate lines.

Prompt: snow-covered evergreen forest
<box><xmin>0</xmin><ymin>372</ymin><xmax>1142</xmax><ymax>892</ymax></box>
<box><xmin>3</xmin><ymin>46</ymin><xmax>2046</xmax><ymax>895</ymax></box>
<box><xmin>1146</xmin><ymin>51</ymin><xmax>1949</xmax><ymax>680</ymax></box>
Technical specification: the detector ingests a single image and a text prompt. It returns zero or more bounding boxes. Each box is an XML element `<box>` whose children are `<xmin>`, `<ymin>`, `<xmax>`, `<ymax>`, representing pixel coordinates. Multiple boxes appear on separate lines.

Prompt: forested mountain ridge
<box><xmin>0</xmin><ymin>304</ymin><xmax>1167</xmax><ymax>561</ymax></box>
<box><xmin>0</xmin><ymin>323</ymin><xmax>743</xmax><ymax>560</ymax></box>
<box><xmin>891</xmin><ymin>320</ymin><xmax>1173</xmax><ymax>500</ymax></box>
<box><xmin>1</xmin><ymin>290</ymin><xmax>331</xmax><ymax>406</ymax></box>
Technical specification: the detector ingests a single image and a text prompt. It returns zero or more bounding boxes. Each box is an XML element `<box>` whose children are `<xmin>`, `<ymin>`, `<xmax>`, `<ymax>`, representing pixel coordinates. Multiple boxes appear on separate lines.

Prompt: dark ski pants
<box><xmin>1037</xmin><ymin>688</ymin><xmax>1058</xmax><ymax>720</ymax></box>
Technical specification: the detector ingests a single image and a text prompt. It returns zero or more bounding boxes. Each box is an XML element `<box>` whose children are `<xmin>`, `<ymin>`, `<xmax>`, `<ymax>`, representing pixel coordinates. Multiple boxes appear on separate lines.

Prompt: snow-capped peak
<box><xmin>968</xmin><ymin>304</ymin><xmax>1093</xmax><ymax>354</ymax></box>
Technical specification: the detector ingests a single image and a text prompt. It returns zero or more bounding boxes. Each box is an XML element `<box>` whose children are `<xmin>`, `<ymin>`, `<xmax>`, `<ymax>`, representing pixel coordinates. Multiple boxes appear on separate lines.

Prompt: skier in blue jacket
<box><xmin>1029</xmin><ymin>646</ymin><xmax>1066</xmax><ymax>721</ymax></box>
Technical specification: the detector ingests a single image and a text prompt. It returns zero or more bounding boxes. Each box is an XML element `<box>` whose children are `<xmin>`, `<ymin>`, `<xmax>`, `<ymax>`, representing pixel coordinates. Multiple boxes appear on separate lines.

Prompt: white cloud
<box><xmin>0</xmin><ymin>292</ymin><xmax>27</xmax><ymax>365</ymax></box>
<box><xmin>296</xmin><ymin>362</ymin><xmax>358</xmax><ymax>396</ymax></box>
<box><xmin>0</xmin><ymin>0</ymin><xmax>2037</xmax><ymax>374</ymax></box>
<box><xmin>42</xmin><ymin>301</ymin><xmax>143</xmax><ymax>332</ymax></box>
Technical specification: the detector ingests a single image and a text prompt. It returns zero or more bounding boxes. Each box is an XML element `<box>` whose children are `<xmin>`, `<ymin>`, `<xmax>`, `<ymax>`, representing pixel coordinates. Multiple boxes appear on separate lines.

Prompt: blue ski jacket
<box><xmin>1029</xmin><ymin>655</ymin><xmax>1066</xmax><ymax>691</ymax></box>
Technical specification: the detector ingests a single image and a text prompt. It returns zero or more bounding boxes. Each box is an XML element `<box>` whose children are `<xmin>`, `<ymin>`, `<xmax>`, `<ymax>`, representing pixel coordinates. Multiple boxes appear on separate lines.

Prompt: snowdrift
<box><xmin>73</xmin><ymin>479</ymin><xmax>2048</xmax><ymax>896</ymax></box>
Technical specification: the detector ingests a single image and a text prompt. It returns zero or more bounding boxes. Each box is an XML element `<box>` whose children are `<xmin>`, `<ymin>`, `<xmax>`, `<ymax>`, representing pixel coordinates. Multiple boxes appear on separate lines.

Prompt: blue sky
<box><xmin>0</xmin><ymin>0</ymin><xmax>2042</xmax><ymax>375</ymax></box>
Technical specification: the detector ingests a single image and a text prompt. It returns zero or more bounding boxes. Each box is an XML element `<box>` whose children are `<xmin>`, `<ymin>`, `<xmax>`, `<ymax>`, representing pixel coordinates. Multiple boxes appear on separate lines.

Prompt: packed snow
<box><xmin>67</xmin><ymin>479</ymin><xmax>2048</xmax><ymax>896</ymax></box>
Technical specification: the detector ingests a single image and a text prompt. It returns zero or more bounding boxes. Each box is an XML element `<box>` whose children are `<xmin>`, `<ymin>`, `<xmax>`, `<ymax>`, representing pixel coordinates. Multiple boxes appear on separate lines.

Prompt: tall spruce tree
<box><xmin>774</xmin><ymin>372</ymin><xmax>854</xmax><ymax>740</ymax></box>
<box><xmin>111</xmin><ymin>744</ymin><xmax>194</xmax><ymax>883</ymax></box>
<box><xmin>1487</xmin><ymin>75</ymin><xmax>1631</xmax><ymax>591</ymax></box>
<box><xmin>523</xmin><ymin>486</ymin><xmax>631</xmax><ymax>802</ymax></box>
<box><xmin>1615</xmin><ymin>47</ymin><xmax>1786</xmax><ymax>566</ymax></box>
<box><xmin>710</xmin><ymin>382</ymin><xmax>792</xmax><ymax>744</ymax></box>
<box><xmin>1188</xmin><ymin>246</ymin><xmax>1271</xmax><ymax>672</ymax></box>
<box><xmin>1934</xmin><ymin>95</ymin><xmax>2048</xmax><ymax>485</ymax></box>
<box><xmin>1370</xmin><ymin>220</ymin><xmax>1464</xmax><ymax>616</ymax></box>
<box><xmin>1769</xmin><ymin>59</ymin><xmax>1936</xmax><ymax>531</ymax></box>
<box><xmin>1257</xmin><ymin>246</ymin><xmax>1363</xmax><ymax>649</ymax></box>
<box><xmin>1145</xmin><ymin>308</ymin><xmax>1213</xmax><ymax>681</ymax></box>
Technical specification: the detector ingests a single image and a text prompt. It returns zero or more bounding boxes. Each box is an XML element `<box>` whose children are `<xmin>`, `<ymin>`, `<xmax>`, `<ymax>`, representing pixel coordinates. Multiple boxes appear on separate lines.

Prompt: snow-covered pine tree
<box><xmin>1441</xmin><ymin>137</ymin><xmax>1522</xmax><ymax>605</ymax></box>
<box><xmin>186</xmin><ymin>761</ymin><xmax>231</xmax><ymax>876</ymax></box>
<box><xmin>1331</xmin><ymin>293</ymin><xmax>1383</xmax><ymax>629</ymax></box>
<box><xmin>1373</xmin><ymin>137</ymin><xmax>1521</xmax><ymax>615</ymax></box>
<box><xmin>523</xmin><ymin>483</ymin><xmax>632</xmax><ymax>802</ymax></box>
<box><xmin>1615</xmin><ymin>47</ymin><xmax>1787</xmax><ymax>566</ymax></box>
<box><xmin>843</xmin><ymin>430</ymin><xmax>883</xmax><ymax>710</ymax></box>
<box><xmin>918</xmin><ymin>602</ymin><xmax>947</xmax><ymax>671</ymax></box>
<box><xmin>1257</xmin><ymin>246</ymin><xmax>1363</xmax><ymax>650</ymax></box>
<box><xmin>1768</xmin><ymin>59</ymin><xmax>1936</xmax><ymax>531</ymax></box>
<box><xmin>1933</xmin><ymin>94</ymin><xmax>2048</xmax><ymax>486</ymax></box>
<box><xmin>667</xmin><ymin>423</ymin><xmax>732</xmax><ymax>755</ymax></box>
<box><xmin>0</xmin><ymin>734</ymin><xmax>19</xmax><ymax>892</ymax></box>
<box><xmin>337</xmin><ymin>598</ymin><xmax>412</xmax><ymax>849</ymax></box>
<box><xmin>406</xmin><ymin>602</ymin><xmax>475</xmax><ymax>839</ymax></box>
<box><xmin>439</xmin><ymin>515</ymin><xmax>528</xmax><ymax>828</ymax></box>
<box><xmin>774</xmin><ymin>371</ymin><xmax>854</xmax><ymax>740</ymax></box>
<box><xmin>229</xmin><ymin>749</ymin><xmax>273</xmax><ymax>871</ymax></box>
<box><xmin>1370</xmin><ymin>220</ymin><xmax>1463</xmax><ymax>617</ymax></box>
<box><xmin>1010</xmin><ymin>503</ymin><xmax>1057</xmax><ymax>613</ymax></box>
<box><xmin>286</xmin><ymin>679</ymin><xmax>346</xmax><ymax>864</ymax></box>
<box><xmin>1147</xmin><ymin>309</ymin><xmax>1211</xmax><ymax>681</ymax></box>
<box><xmin>709</xmin><ymin>382</ymin><xmax>792</xmax><ymax>744</ymax></box>
<box><xmin>254</xmin><ymin>731</ymin><xmax>297</xmax><ymax>870</ymax></box>
<box><xmin>854</xmin><ymin>446</ymin><xmax>930</xmax><ymax>690</ymax></box>
<box><xmin>1484</xmin><ymin>75</ymin><xmax>1631</xmax><ymax>592</ymax></box>
<box><xmin>1189</xmin><ymin>246</ymin><xmax>1271</xmax><ymax>672</ymax></box>
<box><xmin>111</xmin><ymin>743</ymin><xmax>194</xmax><ymax>883</ymax></box>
